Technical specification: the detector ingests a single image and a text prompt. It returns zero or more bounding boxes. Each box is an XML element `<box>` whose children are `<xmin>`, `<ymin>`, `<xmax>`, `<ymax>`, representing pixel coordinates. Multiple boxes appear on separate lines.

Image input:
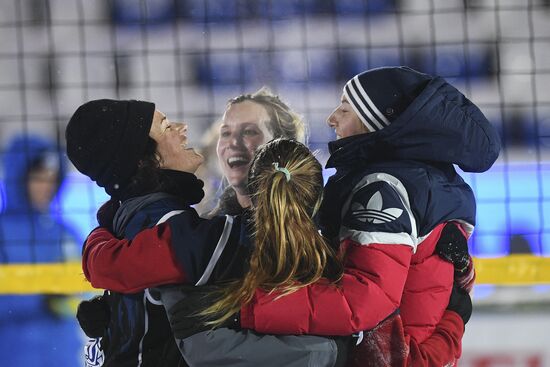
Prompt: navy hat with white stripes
<box><xmin>343</xmin><ymin>66</ymin><xmax>432</xmax><ymax>132</ymax></box>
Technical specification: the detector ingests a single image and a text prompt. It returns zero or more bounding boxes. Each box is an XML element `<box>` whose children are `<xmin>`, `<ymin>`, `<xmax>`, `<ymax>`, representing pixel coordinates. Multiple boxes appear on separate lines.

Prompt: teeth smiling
<box><xmin>228</xmin><ymin>156</ymin><xmax>248</xmax><ymax>166</ymax></box>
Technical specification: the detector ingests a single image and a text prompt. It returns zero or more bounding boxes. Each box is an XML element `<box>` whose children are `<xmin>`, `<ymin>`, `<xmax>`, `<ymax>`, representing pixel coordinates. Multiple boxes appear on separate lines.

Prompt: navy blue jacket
<box><xmin>239</xmin><ymin>74</ymin><xmax>500</xmax><ymax>346</ymax></box>
<box><xmin>320</xmin><ymin>75</ymin><xmax>501</xmax><ymax>246</ymax></box>
<box><xmin>94</xmin><ymin>194</ymin><xmax>188</xmax><ymax>367</ymax></box>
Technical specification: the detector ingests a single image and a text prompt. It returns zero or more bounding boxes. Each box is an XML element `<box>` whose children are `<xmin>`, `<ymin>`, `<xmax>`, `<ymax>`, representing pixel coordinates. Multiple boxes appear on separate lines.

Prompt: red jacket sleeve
<box><xmin>407</xmin><ymin>310</ymin><xmax>464</xmax><ymax>366</ymax></box>
<box><xmin>82</xmin><ymin>226</ymin><xmax>187</xmax><ymax>293</ymax></box>
<box><xmin>240</xmin><ymin>242</ymin><xmax>413</xmax><ymax>335</ymax></box>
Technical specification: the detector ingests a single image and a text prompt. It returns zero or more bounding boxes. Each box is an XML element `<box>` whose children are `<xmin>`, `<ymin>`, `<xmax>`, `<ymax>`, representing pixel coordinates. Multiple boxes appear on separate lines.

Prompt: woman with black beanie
<box><xmin>66</xmin><ymin>99</ymin><xmax>205</xmax><ymax>367</ymax></box>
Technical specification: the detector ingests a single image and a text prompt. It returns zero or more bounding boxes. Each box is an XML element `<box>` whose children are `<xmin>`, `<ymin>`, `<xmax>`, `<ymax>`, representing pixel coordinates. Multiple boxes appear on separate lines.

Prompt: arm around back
<box><xmin>82</xmin><ymin>211</ymin><xmax>245</xmax><ymax>292</ymax></box>
<box><xmin>240</xmin><ymin>242</ymin><xmax>413</xmax><ymax>335</ymax></box>
<box><xmin>82</xmin><ymin>225</ymin><xmax>186</xmax><ymax>292</ymax></box>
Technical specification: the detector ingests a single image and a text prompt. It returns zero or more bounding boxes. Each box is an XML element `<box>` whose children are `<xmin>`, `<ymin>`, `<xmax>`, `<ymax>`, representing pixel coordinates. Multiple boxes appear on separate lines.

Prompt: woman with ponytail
<box><xmin>198</xmin><ymin>139</ymin><xmax>343</xmax><ymax>327</ymax></box>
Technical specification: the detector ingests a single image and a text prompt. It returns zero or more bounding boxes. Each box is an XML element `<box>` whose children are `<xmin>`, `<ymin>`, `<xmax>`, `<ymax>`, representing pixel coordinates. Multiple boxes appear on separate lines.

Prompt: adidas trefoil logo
<box><xmin>351</xmin><ymin>191</ymin><xmax>403</xmax><ymax>224</ymax></box>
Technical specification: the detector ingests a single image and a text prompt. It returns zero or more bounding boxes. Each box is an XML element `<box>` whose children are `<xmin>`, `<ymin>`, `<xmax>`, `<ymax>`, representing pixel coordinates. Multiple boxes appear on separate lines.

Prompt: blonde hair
<box><xmin>202</xmin><ymin>139</ymin><xmax>343</xmax><ymax>326</ymax></box>
<box><xmin>227</xmin><ymin>87</ymin><xmax>306</xmax><ymax>143</ymax></box>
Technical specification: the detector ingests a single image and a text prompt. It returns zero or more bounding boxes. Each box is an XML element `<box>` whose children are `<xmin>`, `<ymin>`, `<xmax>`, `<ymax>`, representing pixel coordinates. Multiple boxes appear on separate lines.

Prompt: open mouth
<box><xmin>227</xmin><ymin>156</ymin><xmax>250</xmax><ymax>168</ymax></box>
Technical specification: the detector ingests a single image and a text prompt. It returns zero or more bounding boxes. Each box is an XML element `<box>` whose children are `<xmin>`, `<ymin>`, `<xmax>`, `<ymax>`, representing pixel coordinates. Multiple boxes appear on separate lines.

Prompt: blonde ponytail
<box><xmin>201</xmin><ymin>139</ymin><xmax>343</xmax><ymax>326</ymax></box>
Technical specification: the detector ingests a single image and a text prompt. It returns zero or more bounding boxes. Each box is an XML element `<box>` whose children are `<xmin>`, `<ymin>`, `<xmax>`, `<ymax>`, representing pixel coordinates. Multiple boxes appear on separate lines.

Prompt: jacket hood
<box><xmin>2</xmin><ymin>135</ymin><xmax>66</xmax><ymax>213</ymax></box>
<box><xmin>327</xmin><ymin>76</ymin><xmax>501</xmax><ymax>173</ymax></box>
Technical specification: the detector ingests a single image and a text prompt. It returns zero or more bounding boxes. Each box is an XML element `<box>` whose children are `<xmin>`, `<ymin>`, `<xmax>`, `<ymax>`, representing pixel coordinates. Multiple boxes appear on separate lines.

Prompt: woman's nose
<box><xmin>326</xmin><ymin>112</ymin><xmax>336</xmax><ymax>127</ymax></box>
<box><xmin>228</xmin><ymin>133</ymin><xmax>243</xmax><ymax>147</ymax></box>
<box><xmin>173</xmin><ymin>123</ymin><xmax>187</xmax><ymax>134</ymax></box>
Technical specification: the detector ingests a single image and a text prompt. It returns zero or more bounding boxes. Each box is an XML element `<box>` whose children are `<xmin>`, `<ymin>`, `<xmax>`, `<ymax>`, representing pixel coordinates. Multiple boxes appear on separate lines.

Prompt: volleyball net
<box><xmin>1</xmin><ymin>0</ymin><xmax>550</xmax><ymax>295</ymax></box>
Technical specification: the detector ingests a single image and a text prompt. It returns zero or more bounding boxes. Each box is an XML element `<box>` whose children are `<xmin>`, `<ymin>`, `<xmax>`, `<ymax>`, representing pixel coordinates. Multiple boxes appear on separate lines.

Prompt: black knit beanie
<box><xmin>65</xmin><ymin>99</ymin><xmax>155</xmax><ymax>198</ymax></box>
<box><xmin>343</xmin><ymin>66</ymin><xmax>432</xmax><ymax>132</ymax></box>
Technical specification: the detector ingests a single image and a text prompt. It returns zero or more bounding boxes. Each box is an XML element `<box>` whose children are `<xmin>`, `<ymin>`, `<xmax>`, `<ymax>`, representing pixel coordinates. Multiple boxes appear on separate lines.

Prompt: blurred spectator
<box><xmin>0</xmin><ymin>134</ymin><xmax>83</xmax><ymax>366</ymax></box>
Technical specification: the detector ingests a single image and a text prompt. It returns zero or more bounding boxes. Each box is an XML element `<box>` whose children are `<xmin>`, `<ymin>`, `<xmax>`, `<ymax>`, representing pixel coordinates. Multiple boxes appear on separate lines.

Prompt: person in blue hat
<box><xmin>0</xmin><ymin>134</ymin><xmax>83</xmax><ymax>367</ymax></box>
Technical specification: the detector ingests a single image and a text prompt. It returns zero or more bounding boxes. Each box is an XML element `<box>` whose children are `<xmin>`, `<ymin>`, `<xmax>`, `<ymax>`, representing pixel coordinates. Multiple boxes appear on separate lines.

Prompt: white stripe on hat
<box><xmin>343</xmin><ymin>85</ymin><xmax>372</xmax><ymax>130</ymax></box>
<box><xmin>352</xmin><ymin>76</ymin><xmax>391</xmax><ymax>127</ymax></box>
<box><xmin>344</xmin><ymin>81</ymin><xmax>384</xmax><ymax>131</ymax></box>
<box><xmin>344</xmin><ymin>82</ymin><xmax>377</xmax><ymax>131</ymax></box>
<box><xmin>350</xmin><ymin>78</ymin><xmax>388</xmax><ymax>129</ymax></box>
